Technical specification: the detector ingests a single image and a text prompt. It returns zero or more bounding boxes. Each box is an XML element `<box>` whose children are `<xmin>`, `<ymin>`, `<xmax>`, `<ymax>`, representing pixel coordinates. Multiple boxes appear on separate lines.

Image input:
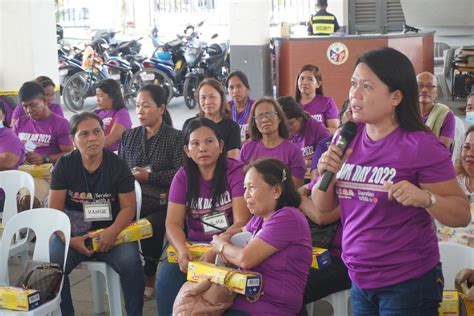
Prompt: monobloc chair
<box><xmin>76</xmin><ymin>180</ymin><xmax>142</xmax><ymax>315</ymax></box>
<box><xmin>306</xmin><ymin>289</ymin><xmax>351</xmax><ymax>316</ymax></box>
<box><xmin>0</xmin><ymin>208</ymin><xmax>71</xmax><ymax>315</ymax></box>
<box><xmin>0</xmin><ymin>170</ymin><xmax>35</xmax><ymax>267</ymax></box>
<box><xmin>439</xmin><ymin>241</ymin><xmax>474</xmax><ymax>290</ymax></box>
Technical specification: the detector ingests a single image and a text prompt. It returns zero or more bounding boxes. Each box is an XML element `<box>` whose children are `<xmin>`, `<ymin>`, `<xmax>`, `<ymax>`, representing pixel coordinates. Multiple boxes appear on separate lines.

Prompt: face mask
<box><xmin>466</xmin><ymin>112</ymin><xmax>474</xmax><ymax>125</ymax></box>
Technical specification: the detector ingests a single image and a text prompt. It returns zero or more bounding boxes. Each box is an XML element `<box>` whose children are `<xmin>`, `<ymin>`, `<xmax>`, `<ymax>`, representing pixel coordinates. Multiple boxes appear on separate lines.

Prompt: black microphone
<box><xmin>317</xmin><ymin>121</ymin><xmax>358</xmax><ymax>192</ymax></box>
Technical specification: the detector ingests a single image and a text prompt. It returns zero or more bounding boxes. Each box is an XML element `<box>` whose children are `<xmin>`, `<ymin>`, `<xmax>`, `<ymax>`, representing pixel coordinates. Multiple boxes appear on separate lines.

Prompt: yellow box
<box><xmin>187</xmin><ymin>261</ymin><xmax>262</xmax><ymax>297</ymax></box>
<box><xmin>167</xmin><ymin>242</ymin><xmax>213</xmax><ymax>263</ymax></box>
<box><xmin>89</xmin><ymin>218</ymin><xmax>152</xmax><ymax>251</ymax></box>
<box><xmin>0</xmin><ymin>287</ymin><xmax>40</xmax><ymax>311</ymax></box>
<box><xmin>439</xmin><ymin>290</ymin><xmax>459</xmax><ymax>316</ymax></box>
<box><xmin>311</xmin><ymin>247</ymin><xmax>331</xmax><ymax>269</ymax></box>
<box><xmin>18</xmin><ymin>163</ymin><xmax>53</xmax><ymax>179</ymax></box>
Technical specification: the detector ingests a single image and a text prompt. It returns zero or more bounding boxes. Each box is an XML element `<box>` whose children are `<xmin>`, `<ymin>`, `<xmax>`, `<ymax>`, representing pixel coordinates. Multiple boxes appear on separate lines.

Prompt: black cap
<box><xmin>317</xmin><ymin>0</ymin><xmax>328</xmax><ymax>5</ymax></box>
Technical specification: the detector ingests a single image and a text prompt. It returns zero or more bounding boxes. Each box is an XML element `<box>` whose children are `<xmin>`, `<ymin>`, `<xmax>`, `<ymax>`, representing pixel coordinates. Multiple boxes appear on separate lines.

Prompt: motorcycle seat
<box><xmin>151</xmin><ymin>58</ymin><xmax>174</xmax><ymax>67</ymax></box>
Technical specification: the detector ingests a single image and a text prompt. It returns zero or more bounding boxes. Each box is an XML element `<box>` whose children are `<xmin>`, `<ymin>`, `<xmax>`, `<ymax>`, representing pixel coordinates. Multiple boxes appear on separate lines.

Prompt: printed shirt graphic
<box><xmin>168</xmin><ymin>158</ymin><xmax>245</xmax><ymax>242</ymax></box>
<box><xmin>13</xmin><ymin>113</ymin><xmax>71</xmax><ymax>156</ymax></box>
<box><xmin>300</xmin><ymin>95</ymin><xmax>339</xmax><ymax>126</ymax></box>
<box><xmin>290</xmin><ymin>118</ymin><xmax>330</xmax><ymax>159</ymax></box>
<box><xmin>335</xmin><ymin>124</ymin><xmax>455</xmax><ymax>289</ymax></box>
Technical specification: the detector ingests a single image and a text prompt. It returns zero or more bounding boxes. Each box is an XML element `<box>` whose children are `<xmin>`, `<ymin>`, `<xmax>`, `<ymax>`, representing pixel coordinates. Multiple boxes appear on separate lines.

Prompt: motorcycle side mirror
<box><xmin>211</xmin><ymin>34</ymin><xmax>218</xmax><ymax>39</ymax></box>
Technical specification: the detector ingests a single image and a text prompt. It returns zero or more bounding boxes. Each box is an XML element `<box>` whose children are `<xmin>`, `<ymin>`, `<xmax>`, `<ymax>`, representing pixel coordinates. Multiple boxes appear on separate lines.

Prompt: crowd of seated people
<box><xmin>1</xmin><ymin>47</ymin><xmax>474</xmax><ymax>315</ymax></box>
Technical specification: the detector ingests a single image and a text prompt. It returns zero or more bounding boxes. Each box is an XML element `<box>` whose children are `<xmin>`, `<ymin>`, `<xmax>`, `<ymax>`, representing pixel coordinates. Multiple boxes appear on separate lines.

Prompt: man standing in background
<box><xmin>307</xmin><ymin>0</ymin><xmax>340</xmax><ymax>36</ymax></box>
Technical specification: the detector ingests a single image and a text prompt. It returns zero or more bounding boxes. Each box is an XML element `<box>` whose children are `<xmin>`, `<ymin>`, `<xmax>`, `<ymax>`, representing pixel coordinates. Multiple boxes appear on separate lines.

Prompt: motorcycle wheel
<box><xmin>126</xmin><ymin>68</ymin><xmax>174</xmax><ymax>108</ymax></box>
<box><xmin>62</xmin><ymin>71</ymin><xmax>97</xmax><ymax>113</ymax></box>
<box><xmin>183</xmin><ymin>76</ymin><xmax>200</xmax><ymax>109</ymax></box>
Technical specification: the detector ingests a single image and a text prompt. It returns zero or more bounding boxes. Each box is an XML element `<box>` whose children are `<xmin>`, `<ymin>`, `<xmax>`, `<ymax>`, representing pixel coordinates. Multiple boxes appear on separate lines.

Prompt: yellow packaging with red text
<box><xmin>311</xmin><ymin>247</ymin><xmax>331</xmax><ymax>269</ymax></box>
<box><xmin>438</xmin><ymin>290</ymin><xmax>459</xmax><ymax>316</ymax></box>
<box><xmin>18</xmin><ymin>163</ymin><xmax>53</xmax><ymax>179</ymax></box>
<box><xmin>90</xmin><ymin>218</ymin><xmax>152</xmax><ymax>251</ymax></box>
<box><xmin>167</xmin><ymin>243</ymin><xmax>213</xmax><ymax>263</ymax></box>
<box><xmin>0</xmin><ymin>287</ymin><xmax>40</xmax><ymax>311</ymax></box>
<box><xmin>187</xmin><ymin>261</ymin><xmax>262</xmax><ymax>296</ymax></box>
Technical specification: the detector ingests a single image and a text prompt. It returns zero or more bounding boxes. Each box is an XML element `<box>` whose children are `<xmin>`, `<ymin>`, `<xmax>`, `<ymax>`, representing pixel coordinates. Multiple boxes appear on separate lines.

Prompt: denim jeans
<box><xmin>155</xmin><ymin>260</ymin><xmax>187</xmax><ymax>316</ymax></box>
<box><xmin>351</xmin><ymin>262</ymin><xmax>444</xmax><ymax>316</ymax></box>
<box><xmin>50</xmin><ymin>235</ymin><xmax>144</xmax><ymax>316</ymax></box>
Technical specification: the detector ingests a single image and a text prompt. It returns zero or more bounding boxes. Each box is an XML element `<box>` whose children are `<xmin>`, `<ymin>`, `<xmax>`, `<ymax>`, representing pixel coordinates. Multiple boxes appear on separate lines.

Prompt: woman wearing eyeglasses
<box><xmin>184</xmin><ymin>78</ymin><xmax>241</xmax><ymax>159</ymax></box>
<box><xmin>156</xmin><ymin>117</ymin><xmax>251</xmax><ymax>315</ymax></box>
<box><xmin>239</xmin><ymin>97</ymin><xmax>306</xmax><ymax>188</ymax></box>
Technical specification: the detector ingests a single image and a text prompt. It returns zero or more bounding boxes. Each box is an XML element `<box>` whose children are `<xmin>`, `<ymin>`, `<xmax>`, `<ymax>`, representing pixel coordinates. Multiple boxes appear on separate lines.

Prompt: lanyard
<box><xmin>231</xmin><ymin>97</ymin><xmax>251</xmax><ymax>125</ymax></box>
<box><xmin>82</xmin><ymin>163</ymin><xmax>104</xmax><ymax>197</ymax></box>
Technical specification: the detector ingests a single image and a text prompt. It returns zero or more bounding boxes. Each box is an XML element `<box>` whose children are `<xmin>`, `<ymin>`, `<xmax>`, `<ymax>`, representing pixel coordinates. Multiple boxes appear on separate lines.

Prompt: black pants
<box><xmin>139</xmin><ymin>195</ymin><xmax>167</xmax><ymax>276</ymax></box>
<box><xmin>298</xmin><ymin>255</ymin><xmax>352</xmax><ymax>316</ymax></box>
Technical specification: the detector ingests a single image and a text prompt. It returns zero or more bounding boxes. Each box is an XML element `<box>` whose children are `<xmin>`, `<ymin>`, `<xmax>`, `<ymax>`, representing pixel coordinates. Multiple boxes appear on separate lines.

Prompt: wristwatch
<box><xmin>424</xmin><ymin>190</ymin><xmax>436</xmax><ymax>208</ymax></box>
<box><xmin>218</xmin><ymin>243</ymin><xmax>227</xmax><ymax>254</ymax></box>
<box><xmin>43</xmin><ymin>155</ymin><xmax>51</xmax><ymax>163</ymax></box>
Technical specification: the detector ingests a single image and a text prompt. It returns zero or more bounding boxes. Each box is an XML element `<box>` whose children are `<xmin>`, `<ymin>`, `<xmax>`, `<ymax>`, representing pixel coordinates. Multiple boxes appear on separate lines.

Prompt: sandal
<box><xmin>143</xmin><ymin>286</ymin><xmax>154</xmax><ymax>301</ymax></box>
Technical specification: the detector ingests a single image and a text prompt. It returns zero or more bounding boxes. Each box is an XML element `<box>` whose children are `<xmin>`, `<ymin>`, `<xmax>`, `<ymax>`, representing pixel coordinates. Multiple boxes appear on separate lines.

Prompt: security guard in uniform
<box><xmin>307</xmin><ymin>0</ymin><xmax>340</xmax><ymax>36</ymax></box>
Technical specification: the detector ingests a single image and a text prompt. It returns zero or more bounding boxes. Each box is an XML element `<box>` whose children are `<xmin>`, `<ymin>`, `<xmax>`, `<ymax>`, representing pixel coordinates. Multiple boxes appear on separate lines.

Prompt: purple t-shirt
<box><xmin>239</xmin><ymin>139</ymin><xmax>306</xmax><ymax>179</ymax></box>
<box><xmin>0</xmin><ymin>127</ymin><xmax>26</xmax><ymax>200</ymax></box>
<box><xmin>335</xmin><ymin>124</ymin><xmax>455</xmax><ymax>289</ymax></box>
<box><xmin>300</xmin><ymin>95</ymin><xmax>339</xmax><ymax>126</ymax></box>
<box><xmin>12</xmin><ymin>103</ymin><xmax>64</xmax><ymax>121</ymax></box>
<box><xmin>94</xmin><ymin>108</ymin><xmax>132</xmax><ymax>151</ymax></box>
<box><xmin>228</xmin><ymin>98</ymin><xmax>255</xmax><ymax>142</ymax></box>
<box><xmin>290</xmin><ymin>118</ymin><xmax>330</xmax><ymax>159</ymax></box>
<box><xmin>310</xmin><ymin>135</ymin><xmax>332</xmax><ymax>171</ymax></box>
<box><xmin>422</xmin><ymin>110</ymin><xmax>456</xmax><ymax>140</ymax></box>
<box><xmin>168</xmin><ymin>158</ymin><xmax>245</xmax><ymax>242</ymax></box>
<box><xmin>1</xmin><ymin>100</ymin><xmax>13</xmax><ymax>127</ymax></box>
<box><xmin>232</xmin><ymin>207</ymin><xmax>312</xmax><ymax>315</ymax></box>
<box><xmin>13</xmin><ymin>113</ymin><xmax>72</xmax><ymax>156</ymax></box>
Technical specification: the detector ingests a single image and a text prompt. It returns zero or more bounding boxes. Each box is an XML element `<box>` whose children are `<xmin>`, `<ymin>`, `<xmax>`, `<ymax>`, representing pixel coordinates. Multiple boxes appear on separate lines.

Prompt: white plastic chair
<box><xmin>306</xmin><ymin>289</ymin><xmax>351</xmax><ymax>316</ymax></box>
<box><xmin>439</xmin><ymin>241</ymin><xmax>474</xmax><ymax>290</ymax></box>
<box><xmin>76</xmin><ymin>180</ymin><xmax>142</xmax><ymax>315</ymax></box>
<box><xmin>0</xmin><ymin>170</ymin><xmax>35</xmax><ymax>266</ymax></box>
<box><xmin>0</xmin><ymin>208</ymin><xmax>71</xmax><ymax>315</ymax></box>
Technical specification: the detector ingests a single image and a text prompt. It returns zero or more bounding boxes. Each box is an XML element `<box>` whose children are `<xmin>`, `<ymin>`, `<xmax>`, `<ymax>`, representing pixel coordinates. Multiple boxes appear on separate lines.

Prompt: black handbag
<box><xmin>16</xmin><ymin>261</ymin><xmax>64</xmax><ymax>303</ymax></box>
<box><xmin>308</xmin><ymin>220</ymin><xmax>340</xmax><ymax>249</ymax></box>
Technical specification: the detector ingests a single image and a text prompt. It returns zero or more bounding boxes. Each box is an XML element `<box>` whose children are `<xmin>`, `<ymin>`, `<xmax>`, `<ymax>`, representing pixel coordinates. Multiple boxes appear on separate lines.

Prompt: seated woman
<box><xmin>295</xmin><ymin>64</ymin><xmax>339</xmax><ymax>133</ymax></box>
<box><xmin>94</xmin><ymin>79</ymin><xmax>132</xmax><ymax>152</ymax></box>
<box><xmin>0</xmin><ymin>102</ymin><xmax>25</xmax><ymax>212</ymax></box>
<box><xmin>211</xmin><ymin>158</ymin><xmax>312</xmax><ymax>315</ymax></box>
<box><xmin>49</xmin><ymin>112</ymin><xmax>144</xmax><ymax>316</ymax></box>
<box><xmin>11</xmin><ymin>76</ymin><xmax>64</xmax><ymax>127</ymax></box>
<box><xmin>437</xmin><ymin>125</ymin><xmax>474</xmax><ymax>245</ymax></box>
<box><xmin>226</xmin><ymin>71</ymin><xmax>255</xmax><ymax>142</ymax></box>
<box><xmin>279</xmin><ymin>96</ymin><xmax>330</xmax><ymax>180</ymax></box>
<box><xmin>156</xmin><ymin>117</ymin><xmax>251</xmax><ymax>315</ymax></box>
<box><xmin>239</xmin><ymin>97</ymin><xmax>306</xmax><ymax>187</ymax></box>
<box><xmin>184</xmin><ymin>78</ymin><xmax>241</xmax><ymax>159</ymax></box>
<box><xmin>118</xmin><ymin>84</ymin><xmax>185</xmax><ymax>300</ymax></box>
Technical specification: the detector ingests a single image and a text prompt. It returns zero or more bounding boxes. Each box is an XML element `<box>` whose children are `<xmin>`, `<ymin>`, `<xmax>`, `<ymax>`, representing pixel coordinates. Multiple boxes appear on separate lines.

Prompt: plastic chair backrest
<box><xmin>0</xmin><ymin>170</ymin><xmax>35</xmax><ymax>224</ymax></box>
<box><xmin>439</xmin><ymin>241</ymin><xmax>474</xmax><ymax>290</ymax></box>
<box><xmin>0</xmin><ymin>208</ymin><xmax>71</xmax><ymax>285</ymax></box>
<box><xmin>135</xmin><ymin>180</ymin><xmax>142</xmax><ymax>219</ymax></box>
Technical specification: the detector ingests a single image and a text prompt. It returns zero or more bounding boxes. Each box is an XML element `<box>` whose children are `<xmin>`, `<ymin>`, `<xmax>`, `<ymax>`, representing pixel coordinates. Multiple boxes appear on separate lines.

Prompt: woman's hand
<box><xmin>297</xmin><ymin>185</ymin><xmax>310</xmax><ymax>197</ymax></box>
<box><xmin>132</xmin><ymin>167</ymin><xmax>150</xmax><ymax>184</ymax></box>
<box><xmin>317</xmin><ymin>144</ymin><xmax>352</xmax><ymax>177</ymax></box>
<box><xmin>177</xmin><ymin>248</ymin><xmax>192</xmax><ymax>273</ymax></box>
<box><xmin>25</xmin><ymin>152</ymin><xmax>44</xmax><ymax>165</ymax></box>
<box><xmin>198</xmin><ymin>250</ymin><xmax>217</xmax><ymax>263</ymax></box>
<box><xmin>384</xmin><ymin>180</ymin><xmax>431</xmax><ymax>208</ymax></box>
<box><xmin>70</xmin><ymin>235</ymin><xmax>94</xmax><ymax>257</ymax></box>
<box><xmin>92</xmin><ymin>226</ymin><xmax>120</xmax><ymax>253</ymax></box>
<box><xmin>210</xmin><ymin>235</ymin><xmax>229</xmax><ymax>253</ymax></box>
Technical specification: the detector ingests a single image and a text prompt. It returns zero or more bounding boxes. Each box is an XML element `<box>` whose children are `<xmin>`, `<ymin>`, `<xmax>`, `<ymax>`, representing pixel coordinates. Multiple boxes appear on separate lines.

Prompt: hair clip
<box><xmin>282</xmin><ymin>169</ymin><xmax>287</xmax><ymax>182</ymax></box>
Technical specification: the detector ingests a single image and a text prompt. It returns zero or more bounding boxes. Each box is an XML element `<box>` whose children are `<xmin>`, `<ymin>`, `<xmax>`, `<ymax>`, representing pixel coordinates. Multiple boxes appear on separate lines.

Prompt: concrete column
<box><xmin>228</xmin><ymin>0</ymin><xmax>272</xmax><ymax>98</ymax></box>
<box><xmin>0</xmin><ymin>0</ymin><xmax>58</xmax><ymax>102</ymax></box>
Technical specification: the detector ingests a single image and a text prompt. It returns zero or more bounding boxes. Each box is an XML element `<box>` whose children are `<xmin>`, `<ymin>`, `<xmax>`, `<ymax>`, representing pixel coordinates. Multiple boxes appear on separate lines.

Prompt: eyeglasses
<box><xmin>417</xmin><ymin>84</ymin><xmax>437</xmax><ymax>90</ymax></box>
<box><xmin>254</xmin><ymin>111</ymin><xmax>278</xmax><ymax>122</ymax></box>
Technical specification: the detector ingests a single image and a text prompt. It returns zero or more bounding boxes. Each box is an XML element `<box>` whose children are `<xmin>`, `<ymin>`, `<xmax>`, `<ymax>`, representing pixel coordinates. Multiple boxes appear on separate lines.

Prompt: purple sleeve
<box><xmin>310</xmin><ymin>136</ymin><xmax>331</xmax><ymax>171</ymax></box>
<box><xmin>12</xmin><ymin>104</ymin><xmax>24</xmax><ymax>121</ymax></box>
<box><xmin>313</xmin><ymin>120</ymin><xmax>331</xmax><ymax>147</ymax></box>
<box><xmin>56</xmin><ymin>117</ymin><xmax>73</xmax><ymax>146</ymax></box>
<box><xmin>257</xmin><ymin>208</ymin><xmax>302</xmax><ymax>250</ymax></box>
<box><xmin>325</xmin><ymin>97</ymin><xmax>339</xmax><ymax>120</ymax></box>
<box><xmin>168</xmin><ymin>167</ymin><xmax>187</xmax><ymax>205</ymax></box>
<box><xmin>50</xmin><ymin>103</ymin><xmax>65</xmax><ymax>117</ymax></box>
<box><xmin>417</xmin><ymin>133</ymin><xmax>456</xmax><ymax>183</ymax></box>
<box><xmin>439</xmin><ymin>111</ymin><xmax>456</xmax><ymax>139</ymax></box>
<box><xmin>245</xmin><ymin>215</ymin><xmax>259</xmax><ymax>233</ymax></box>
<box><xmin>228</xmin><ymin>160</ymin><xmax>245</xmax><ymax>197</ymax></box>
<box><xmin>238</xmin><ymin>142</ymin><xmax>250</xmax><ymax>164</ymax></box>
<box><xmin>289</xmin><ymin>144</ymin><xmax>307</xmax><ymax>179</ymax></box>
<box><xmin>114</xmin><ymin>108</ymin><xmax>132</xmax><ymax>129</ymax></box>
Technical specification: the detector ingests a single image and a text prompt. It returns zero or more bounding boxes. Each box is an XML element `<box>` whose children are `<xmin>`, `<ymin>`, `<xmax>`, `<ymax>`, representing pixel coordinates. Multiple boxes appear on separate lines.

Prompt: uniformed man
<box><xmin>307</xmin><ymin>0</ymin><xmax>340</xmax><ymax>36</ymax></box>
